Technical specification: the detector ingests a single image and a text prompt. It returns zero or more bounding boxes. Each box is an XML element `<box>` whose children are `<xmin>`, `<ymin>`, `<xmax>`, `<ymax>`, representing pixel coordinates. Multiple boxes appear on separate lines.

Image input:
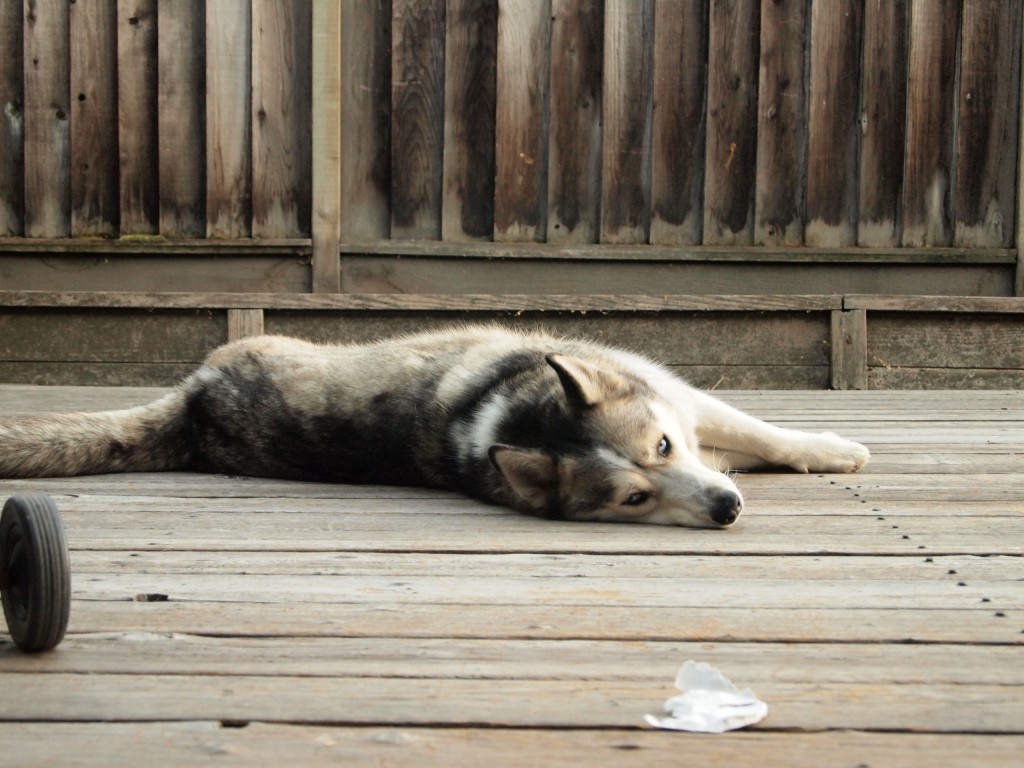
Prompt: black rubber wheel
<box><xmin>1</xmin><ymin>494</ymin><xmax>71</xmax><ymax>653</ymax></box>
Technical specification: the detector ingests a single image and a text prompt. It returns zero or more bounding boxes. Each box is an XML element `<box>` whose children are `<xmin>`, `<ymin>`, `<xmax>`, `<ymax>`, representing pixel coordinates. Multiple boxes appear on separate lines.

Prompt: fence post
<box><xmin>830</xmin><ymin>309</ymin><xmax>868</xmax><ymax>390</ymax></box>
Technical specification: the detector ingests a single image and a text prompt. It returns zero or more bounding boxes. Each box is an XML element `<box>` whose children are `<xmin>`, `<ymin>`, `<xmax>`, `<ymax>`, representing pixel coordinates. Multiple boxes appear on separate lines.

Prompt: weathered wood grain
<box><xmin>3</xmin><ymin>725</ymin><xmax>1021</xmax><ymax>768</ymax></box>
<box><xmin>251</xmin><ymin>0</ymin><xmax>312</xmax><ymax>238</ymax></box>
<box><xmin>23</xmin><ymin>0</ymin><xmax>71</xmax><ymax>237</ymax></box>
<box><xmin>649</xmin><ymin>0</ymin><xmax>706</xmax><ymax>245</ymax></box>
<box><xmin>600</xmin><ymin>0</ymin><xmax>653</xmax><ymax>244</ymax></box>
<box><xmin>442</xmin><ymin>0</ymin><xmax>497</xmax><ymax>241</ymax></box>
<box><xmin>954</xmin><ymin>1</ymin><xmax>1022</xmax><ymax>248</ymax></box>
<box><xmin>858</xmin><ymin>0</ymin><xmax>908</xmax><ymax>247</ymax></box>
<box><xmin>494</xmin><ymin>0</ymin><xmax>551</xmax><ymax>241</ymax></box>
<box><xmin>116</xmin><ymin>0</ymin><xmax>159</xmax><ymax>235</ymax></box>
<box><xmin>902</xmin><ymin>0</ymin><xmax>961</xmax><ymax>247</ymax></box>
<box><xmin>70</xmin><ymin>0</ymin><xmax>119</xmax><ymax>236</ymax></box>
<box><xmin>547</xmin><ymin>0</ymin><xmax>603</xmax><ymax>243</ymax></box>
<box><xmin>310</xmin><ymin>0</ymin><xmax>342</xmax><ymax>292</ymax></box>
<box><xmin>157</xmin><ymin>0</ymin><xmax>206</xmax><ymax>237</ymax></box>
<box><xmin>868</xmin><ymin>313</ymin><xmax>1024</xmax><ymax>370</ymax></box>
<box><xmin>339</xmin><ymin>0</ymin><xmax>391</xmax><ymax>241</ymax></box>
<box><xmin>805</xmin><ymin>0</ymin><xmax>861</xmax><ymax>247</ymax></box>
<box><xmin>703</xmin><ymin>0</ymin><xmax>759</xmax><ymax>245</ymax></box>
<box><xmin>754</xmin><ymin>0</ymin><xmax>806</xmax><ymax>246</ymax></box>
<box><xmin>2</xmin><ymin>672</ymin><xmax>1020</xmax><ymax>732</ymax></box>
<box><xmin>390</xmin><ymin>0</ymin><xmax>445</xmax><ymax>239</ymax></box>
<box><xmin>0</xmin><ymin>0</ymin><xmax>24</xmax><ymax>235</ymax></box>
<box><xmin>830</xmin><ymin>308</ymin><xmax>867</xmax><ymax>390</ymax></box>
<box><xmin>205</xmin><ymin>0</ymin><xmax>251</xmax><ymax>239</ymax></box>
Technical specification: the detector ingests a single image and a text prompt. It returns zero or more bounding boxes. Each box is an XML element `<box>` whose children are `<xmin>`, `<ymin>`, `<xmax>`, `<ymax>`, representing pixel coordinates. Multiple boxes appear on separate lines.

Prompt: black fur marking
<box><xmin>184</xmin><ymin>355</ymin><xmax>444</xmax><ymax>485</ymax></box>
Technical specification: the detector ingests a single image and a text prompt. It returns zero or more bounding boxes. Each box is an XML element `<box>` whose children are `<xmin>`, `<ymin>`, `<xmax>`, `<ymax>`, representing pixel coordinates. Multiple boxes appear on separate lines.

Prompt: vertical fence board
<box><xmin>954</xmin><ymin>1</ymin><xmax>1021</xmax><ymax>248</ymax></box>
<box><xmin>0</xmin><ymin>0</ymin><xmax>24</xmax><ymax>235</ymax></box>
<box><xmin>252</xmin><ymin>0</ymin><xmax>312</xmax><ymax>239</ymax></box>
<box><xmin>902</xmin><ymin>0</ymin><xmax>961</xmax><ymax>247</ymax></box>
<box><xmin>754</xmin><ymin>0</ymin><xmax>806</xmax><ymax>246</ymax></box>
<box><xmin>805</xmin><ymin>0</ymin><xmax>862</xmax><ymax>247</ymax></box>
<box><xmin>158</xmin><ymin>0</ymin><xmax>206</xmax><ymax>237</ymax></box>
<box><xmin>116</xmin><ymin>1</ymin><xmax>158</xmax><ymax>235</ymax></box>
<box><xmin>494</xmin><ymin>0</ymin><xmax>551</xmax><ymax>242</ymax></box>
<box><xmin>70</xmin><ymin>0</ymin><xmax>119</xmax><ymax>236</ymax></box>
<box><xmin>547</xmin><ymin>0</ymin><xmax>603</xmax><ymax>244</ymax></box>
<box><xmin>442</xmin><ymin>0</ymin><xmax>497</xmax><ymax>242</ymax></box>
<box><xmin>23</xmin><ymin>0</ymin><xmax>71</xmax><ymax>237</ymax></box>
<box><xmin>340</xmin><ymin>0</ymin><xmax>391</xmax><ymax>241</ymax></box>
<box><xmin>858</xmin><ymin>0</ymin><xmax>908</xmax><ymax>247</ymax></box>
<box><xmin>650</xmin><ymin>0</ymin><xmax>706</xmax><ymax>246</ymax></box>
<box><xmin>600</xmin><ymin>0</ymin><xmax>653</xmax><ymax>244</ymax></box>
<box><xmin>206</xmin><ymin>0</ymin><xmax>251</xmax><ymax>239</ymax></box>
<box><xmin>311</xmin><ymin>0</ymin><xmax>342</xmax><ymax>292</ymax></box>
<box><xmin>390</xmin><ymin>0</ymin><xmax>445</xmax><ymax>240</ymax></box>
<box><xmin>704</xmin><ymin>0</ymin><xmax>760</xmax><ymax>245</ymax></box>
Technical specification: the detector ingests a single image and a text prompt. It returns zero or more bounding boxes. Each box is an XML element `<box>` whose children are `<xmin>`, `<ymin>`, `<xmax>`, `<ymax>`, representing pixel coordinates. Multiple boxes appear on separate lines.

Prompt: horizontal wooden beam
<box><xmin>845</xmin><ymin>295</ymin><xmax>1024</xmax><ymax>312</ymax></box>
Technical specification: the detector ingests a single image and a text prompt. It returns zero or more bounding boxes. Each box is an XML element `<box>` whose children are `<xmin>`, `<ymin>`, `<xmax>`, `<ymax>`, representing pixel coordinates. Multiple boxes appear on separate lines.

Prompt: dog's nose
<box><xmin>710</xmin><ymin>491</ymin><xmax>743</xmax><ymax>526</ymax></box>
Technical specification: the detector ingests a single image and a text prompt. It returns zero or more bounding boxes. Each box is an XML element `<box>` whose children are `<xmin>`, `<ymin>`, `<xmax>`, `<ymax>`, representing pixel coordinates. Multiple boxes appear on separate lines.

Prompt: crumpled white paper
<box><xmin>644</xmin><ymin>660</ymin><xmax>768</xmax><ymax>733</ymax></box>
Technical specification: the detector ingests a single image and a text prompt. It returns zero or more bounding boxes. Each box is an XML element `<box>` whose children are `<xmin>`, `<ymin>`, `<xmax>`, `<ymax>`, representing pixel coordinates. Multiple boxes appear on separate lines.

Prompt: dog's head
<box><xmin>488</xmin><ymin>354</ymin><xmax>743</xmax><ymax>528</ymax></box>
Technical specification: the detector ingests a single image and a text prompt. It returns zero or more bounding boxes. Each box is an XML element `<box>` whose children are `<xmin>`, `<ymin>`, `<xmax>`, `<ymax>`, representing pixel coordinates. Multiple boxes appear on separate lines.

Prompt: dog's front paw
<box><xmin>790</xmin><ymin>432</ymin><xmax>870</xmax><ymax>473</ymax></box>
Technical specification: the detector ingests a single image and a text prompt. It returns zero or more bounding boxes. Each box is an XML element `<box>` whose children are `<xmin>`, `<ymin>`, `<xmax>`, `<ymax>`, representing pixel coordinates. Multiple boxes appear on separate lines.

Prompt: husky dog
<box><xmin>0</xmin><ymin>327</ymin><xmax>869</xmax><ymax>528</ymax></box>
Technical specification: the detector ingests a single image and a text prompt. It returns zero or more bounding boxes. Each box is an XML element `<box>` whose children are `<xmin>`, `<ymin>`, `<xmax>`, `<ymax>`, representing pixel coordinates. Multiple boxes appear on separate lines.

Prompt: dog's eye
<box><xmin>657</xmin><ymin>436</ymin><xmax>671</xmax><ymax>457</ymax></box>
<box><xmin>624</xmin><ymin>491</ymin><xmax>650</xmax><ymax>506</ymax></box>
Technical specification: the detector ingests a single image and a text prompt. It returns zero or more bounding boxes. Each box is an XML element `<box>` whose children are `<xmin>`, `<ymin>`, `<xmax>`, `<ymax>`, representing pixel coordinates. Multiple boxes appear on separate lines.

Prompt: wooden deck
<box><xmin>0</xmin><ymin>385</ymin><xmax>1021</xmax><ymax>766</ymax></box>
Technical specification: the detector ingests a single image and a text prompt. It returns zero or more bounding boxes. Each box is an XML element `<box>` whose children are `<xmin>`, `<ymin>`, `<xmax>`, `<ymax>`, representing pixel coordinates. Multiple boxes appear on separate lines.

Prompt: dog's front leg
<box><xmin>689</xmin><ymin>390</ymin><xmax>870</xmax><ymax>474</ymax></box>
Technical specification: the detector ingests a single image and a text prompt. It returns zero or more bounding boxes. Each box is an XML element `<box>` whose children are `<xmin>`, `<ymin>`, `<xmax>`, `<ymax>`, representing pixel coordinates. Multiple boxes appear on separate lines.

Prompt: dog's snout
<box><xmin>710</xmin><ymin>490</ymin><xmax>743</xmax><ymax>526</ymax></box>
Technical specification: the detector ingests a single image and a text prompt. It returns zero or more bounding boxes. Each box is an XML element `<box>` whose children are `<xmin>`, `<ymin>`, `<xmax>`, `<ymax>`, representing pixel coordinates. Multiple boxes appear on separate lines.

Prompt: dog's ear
<box><xmin>488</xmin><ymin>445</ymin><xmax>559</xmax><ymax>512</ymax></box>
<box><xmin>545</xmin><ymin>354</ymin><xmax>629</xmax><ymax>410</ymax></box>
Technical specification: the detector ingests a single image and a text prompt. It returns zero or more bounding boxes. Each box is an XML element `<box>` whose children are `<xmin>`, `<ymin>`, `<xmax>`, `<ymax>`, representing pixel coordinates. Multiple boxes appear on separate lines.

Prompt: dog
<box><xmin>0</xmin><ymin>326</ymin><xmax>869</xmax><ymax>527</ymax></box>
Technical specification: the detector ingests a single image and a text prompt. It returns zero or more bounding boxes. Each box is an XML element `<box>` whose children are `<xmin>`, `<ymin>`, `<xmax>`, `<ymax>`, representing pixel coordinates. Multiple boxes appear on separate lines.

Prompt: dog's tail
<box><xmin>0</xmin><ymin>392</ymin><xmax>194</xmax><ymax>478</ymax></box>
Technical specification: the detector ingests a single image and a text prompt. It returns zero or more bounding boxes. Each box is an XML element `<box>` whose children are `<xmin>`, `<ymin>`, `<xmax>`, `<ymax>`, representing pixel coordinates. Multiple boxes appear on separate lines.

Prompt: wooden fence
<box><xmin>1</xmin><ymin>2</ymin><xmax>1022</xmax><ymax>265</ymax></box>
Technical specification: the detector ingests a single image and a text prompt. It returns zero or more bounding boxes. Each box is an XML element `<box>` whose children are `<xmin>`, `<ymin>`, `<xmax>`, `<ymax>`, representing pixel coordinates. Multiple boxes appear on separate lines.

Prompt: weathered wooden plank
<box><xmin>442</xmin><ymin>0</ymin><xmax>497</xmax><ymax>241</ymax></box>
<box><xmin>157</xmin><ymin>0</ymin><xmax>206</xmax><ymax>237</ymax></box>
<box><xmin>251</xmin><ymin>0</ymin><xmax>312</xmax><ymax>238</ymax></box>
<box><xmin>116</xmin><ymin>0</ymin><xmax>159</xmax><ymax>235</ymax></box>
<box><xmin>226</xmin><ymin>308</ymin><xmax>265</xmax><ymax>341</ymax></box>
<box><xmin>754</xmin><ymin>0</ymin><xmax>806</xmax><ymax>246</ymax></box>
<box><xmin>868</xmin><ymin>314</ymin><xmax>1024</xmax><ymax>369</ymax></box>
<box><xmin>870</xmin><ymin>368</ymin><xmax>1024</xmax><ymax>390</ymax></box>
<box><xmin>3</xmin><ymin>724</ymin><xmax>1021</xmax><ymax>768</ymax></box>
<box><xmin>805</xmin><ymin>0</ymin><xmax>861</xmax><ymax>247</ymax></box>
<box><xmin>389</xmin><ymin>0</ymin><xmax>445</xmax><ymax>239</ymax></box>
<box><xmin>0</xmin><ymin>0</ymin><xmax>24</xmax><ymax>235</ymax></box>
<box><xmin>8</xmin><ymin>637</ymin><xmax>1020</xmax><ymax>686</ymax></box>
<box><xmin>954</xmin><ymin>1</ymin><xmax>1022</xmax><ymax>248</ymax></box>
<box><xmin>339</xmin><ymin>0</ymin><xmax>391</xmax><ymax>241</ymax></box>
<box><xmin>494</xmin><ymin>0</ymin><xmax>551</xmax><ymax>242</ymax></box>
<box><xmin>649</xmin><ymin>0</ymin><xmax>706</xmax><ymax>246</ymax></box>
<box><xmin>68</xmin><ymin>551</ymin><xmax>1022</xmax><ymax>583</ymax></box>
<box><xmin>63</xmin><ymin>599</ymin><xmax>1024</xmax><ymax>645</ymax></box>
<box><xmin>310</xmin><ymin>0</ymin><xmax>342</xmax><ymax>292</ymax></box>
<box><xmin>2</xmin><ymin>673</ymin><xmax>1020</xmax><ymax>732</ymax></box>
<box><xmin>846</xmin><ymin>294</ymin><xmax>1024</xmax><ymax>312</ymax></box>
<box><xmin>205</xmin><ymin>0</ymin><xmax>251</xmax><ymax>239</ymax></box>
<box><xmin>70</xmin><ymin>0</ymin><xmax>119</xmax><ymax>236</ymax></box>
<box><xmin>703</xmin><ymin>0</ymin><xmax>759</xmax><ymax>245</ymax></box>
<box><xmin>830</xmin><ymin>308</ymin><xmax>867</xmax><ymax>391</ymax></box>
<box><xmin>0</xmin><ymin>254</ymin><xmax>312</xmax><ymax>293</ymax></box>
<box><xmin>600</xmin><ymin>0</ymin><xmax>653</xmax><ymax>244</ymax></box>
<box><xmin>0</xmin><ymin>362</ymin><xmax>201</xmax><ymax>387</ymax></box>
<box><xmin>0</xmin><ymin>310</ymin><xmax>224</xmax><ymax>363</ymax></box>
<box><xmin>339</xmin><ymin>254</ymin><xmax>1014</xmax><ymax>296</ymax></box>
<box><xmin>0</xmin><ymin>290</ymin><xmax>841</xmax><ymax>312</ymax></box>
<box><xmin>43</xmin><ymin>510</ymin><xmax>1024</xmax><ymax>556</ymax></box>
<box><xmin>902</xmin><ymin>0</ymin><xmax>961</xmax><ymax>247</ymax></box>
<box><xmin>546</xmin><ymin>0</ymin><xmax>603</xmax><ymax>243</ymax></box>
<box><xmin>858</xmin><ymin>0</ymin><xmax>908</xmax><ymax>247</ymax></box>
<box><xmin>23</xmin><ymin>0</ymin><xmax>71</xmax><ymax>237</ymax></box>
